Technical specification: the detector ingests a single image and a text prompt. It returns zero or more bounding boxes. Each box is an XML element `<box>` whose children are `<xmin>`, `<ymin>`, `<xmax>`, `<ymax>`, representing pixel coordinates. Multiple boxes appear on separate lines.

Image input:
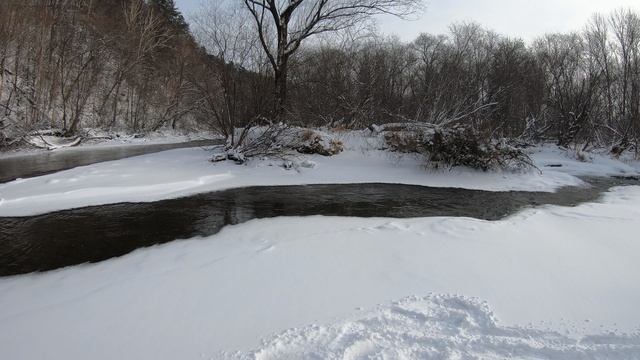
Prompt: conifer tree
<box><xmin>149</xmin><ymin>0</ymin><xmax>189</xmax><ymax>32</ymax></box>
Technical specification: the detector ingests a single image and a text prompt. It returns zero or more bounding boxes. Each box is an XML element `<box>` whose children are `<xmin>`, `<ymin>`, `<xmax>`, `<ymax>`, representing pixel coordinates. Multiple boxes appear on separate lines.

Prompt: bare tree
<box><xmin>242</xmin><ymin>0</ymin><xmax>423</xmax><ymax>117</ymax></box>
<box><xmin>191</xmin><ymin>0</ymin><xmax>267</xmax><ymax>147</ymax></box>
<box><xmin>610</xmin><ymin>9</ymin><xmax>640</xmax><ymax>152</ymax></box>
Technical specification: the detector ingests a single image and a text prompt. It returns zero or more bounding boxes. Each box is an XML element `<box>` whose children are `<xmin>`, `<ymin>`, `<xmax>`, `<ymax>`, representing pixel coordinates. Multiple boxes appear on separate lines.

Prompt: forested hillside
<box><xmin>0</xmin><ymin>0</ymin><xmax>268</xmax><ymax>147</ymax></box>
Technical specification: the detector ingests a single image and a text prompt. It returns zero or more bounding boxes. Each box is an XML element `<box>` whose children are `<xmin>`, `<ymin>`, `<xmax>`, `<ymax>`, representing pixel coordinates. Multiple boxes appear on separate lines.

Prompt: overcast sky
<box><xmin>176</xmin><ymin>0</ymin><xmax>640</xmax><ymax>42</ymax></box>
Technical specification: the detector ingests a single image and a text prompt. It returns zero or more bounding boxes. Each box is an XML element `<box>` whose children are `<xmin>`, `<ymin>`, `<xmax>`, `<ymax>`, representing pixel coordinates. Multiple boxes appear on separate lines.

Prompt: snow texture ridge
<box><xmin>234</xmin><ymin>295</ymin><xmax>640</xmax><ymax>360</ymax></box>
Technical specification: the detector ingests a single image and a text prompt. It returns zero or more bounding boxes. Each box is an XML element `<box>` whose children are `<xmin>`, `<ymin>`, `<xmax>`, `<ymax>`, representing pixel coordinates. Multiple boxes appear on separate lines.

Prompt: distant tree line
<box><xmin>283</xmin><ymin>10</ymin><xmax>640</xmax><ymax>153</ymax></box>
<box><xmin>1</xmin><ymin>0</ymin><xmax>639</xmax><ymax>156</ymax></box>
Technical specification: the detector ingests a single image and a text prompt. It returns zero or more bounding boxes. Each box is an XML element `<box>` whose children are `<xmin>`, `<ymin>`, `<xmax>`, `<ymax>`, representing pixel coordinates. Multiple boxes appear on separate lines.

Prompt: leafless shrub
<box><xmin>214</xmin><ymin>124</ymin><xmax>344</xmax><ymax>163</ymax></box>
<box><xmin>385</xmin><ymin>125</ymin><xmax>535</xmax><ymax>171</ymax></box>
<box><xmin>384</xmin><ymin>131</ymin><xmax>422</xmax><ymax>153</ymax></box>
<box><xmin>219</xmin><ymin>123</ymin><xmax>295</xmax><ymax>163</ymax></box>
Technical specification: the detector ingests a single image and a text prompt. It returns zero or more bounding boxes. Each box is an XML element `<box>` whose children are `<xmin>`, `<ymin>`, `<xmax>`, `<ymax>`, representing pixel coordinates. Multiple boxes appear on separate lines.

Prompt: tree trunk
<box><xmin>273</xmin><ymin>19</ymin><xmax>290</xmax><ymax>119</ymax></box>
<box><xmin>274</xmin><ymin>62</ymin><xmax>288</xmax><ymax>118</ymax></box>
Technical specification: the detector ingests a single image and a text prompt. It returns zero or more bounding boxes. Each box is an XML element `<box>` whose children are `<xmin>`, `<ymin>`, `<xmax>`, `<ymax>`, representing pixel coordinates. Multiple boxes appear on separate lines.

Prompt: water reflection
<box><xmin>1</xmin><ymin>177</ymin><xmax>637</xmax><ymax>277</ymax></box>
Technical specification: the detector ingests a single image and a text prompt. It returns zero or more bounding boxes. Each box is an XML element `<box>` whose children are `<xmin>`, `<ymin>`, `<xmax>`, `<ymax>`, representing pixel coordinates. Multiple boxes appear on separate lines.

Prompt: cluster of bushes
<box><xmin>385</xmin><ymin>125</ymin><xmax>534</xmax><ymax>171</ymax></box>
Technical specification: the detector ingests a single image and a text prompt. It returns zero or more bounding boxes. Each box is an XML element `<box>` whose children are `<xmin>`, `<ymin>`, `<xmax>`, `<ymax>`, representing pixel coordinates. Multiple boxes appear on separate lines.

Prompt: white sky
<box><xmin>176</xmin><ymin>0</ymin><xmax>640</xmax><ymax>42</ymax></box>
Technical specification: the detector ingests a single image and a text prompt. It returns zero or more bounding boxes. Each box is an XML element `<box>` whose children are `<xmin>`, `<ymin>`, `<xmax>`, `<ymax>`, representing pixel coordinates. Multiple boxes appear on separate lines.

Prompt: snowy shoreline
<box><xmin>1</xmin><ymin>131</ymin><xmax>638</xmax><ymax>217</ymax></box>
<box><xmin>0</xmin><ymin>129</ymin><xmax>221</xmax><ymax>160</ymax></box>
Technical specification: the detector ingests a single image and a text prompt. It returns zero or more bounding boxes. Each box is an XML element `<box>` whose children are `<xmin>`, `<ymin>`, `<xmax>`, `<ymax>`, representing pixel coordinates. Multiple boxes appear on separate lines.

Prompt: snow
<box><xmin>240</xmin><ymin>295</ymin><xmax>640</xmax><ymax>359</ymax></box>
<box><xmin>0</xmin><ymin>186</ymin><xmax>639</xmax><ymax>359</ymax></box>
<box><xmin>529</xmin><ymin>144</ymin><xmax>640</xmax><ymax>177</ymax></box>
<box><xmin>2</xmin><ymin>131</ymin><xmax>638</xmax><ymax>216</ymax></box>
<box><xmin>0</xmin><ymin>128</ymin><xmax>219</xmax><ymax>159</ymax></box>
<box><xmin>24</xmin><ymin>135</ymin><xmax>83</xmax><ymax>150</ymax></box>
<box><xmin>1</xmin><ymin>130</ymin><xmax>639</xmax><ymax>358</ymax></box>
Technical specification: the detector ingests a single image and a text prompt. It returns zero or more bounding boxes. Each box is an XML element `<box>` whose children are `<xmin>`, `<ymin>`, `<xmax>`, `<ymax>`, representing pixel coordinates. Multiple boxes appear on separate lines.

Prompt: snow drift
<box><xmin>237</xmin><ymin>295</ymin><xmax>640</xmax><ymax>359</ymax></box>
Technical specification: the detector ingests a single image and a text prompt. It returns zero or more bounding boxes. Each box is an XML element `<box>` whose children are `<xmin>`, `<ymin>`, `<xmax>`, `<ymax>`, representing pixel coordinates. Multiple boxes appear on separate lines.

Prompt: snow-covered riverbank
<box><xmin>1</xmin><ymin>131</ymin><xmax>639</xmax><ymax>359</ymax></box>
<box><xmin>1</xmin><ymin>130</ymin><xmax>638</xmax><ymax>216</ymax></box>
<box><xmin>0</xmin><ymin>186</ymin><xmax>639</xmax><ymax>359</ymax></box>
<box><xmin>0</xmin><ymin>129</ymin><xmax>220</xmax><ymax>159</ymax></box>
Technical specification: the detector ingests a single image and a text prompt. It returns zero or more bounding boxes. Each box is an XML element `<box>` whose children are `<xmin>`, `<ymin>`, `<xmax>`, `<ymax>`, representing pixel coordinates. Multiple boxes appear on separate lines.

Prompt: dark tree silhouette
<box><xmin>242</xmin><ymin>0</ymin><xmax>422</xmax><ymax>118</ymax></box>
<box><xmin>149</xmin><ymin>0</ymin><xmax>189</xmax><ymax>32</ymax></box>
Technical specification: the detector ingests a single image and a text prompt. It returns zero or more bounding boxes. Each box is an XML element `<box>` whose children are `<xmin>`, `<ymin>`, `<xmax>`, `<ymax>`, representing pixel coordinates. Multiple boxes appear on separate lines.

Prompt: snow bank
<box><xmin>0</xmin><ymin>187</ymin><xmax>639</xmax><ymax>359</ymax></box>
<box><xmin>3</xmin><ymin>143</ymin><xmax>633</xmax><ymax>217</ymax></box>
<box><xmin>529</xmin><ymin>144</ymin><xmax>639</xmax><ymax>177</ymax></box>
<box><xmin>238</xmin><ymin>295</ymin><xmax>640</xmax><ymax>359</ymax></box>
<box><xmin>0</xmin><ymin>128</ymin><xmax>219</xmax><ymax>159</ymax></box>
<box><xmin>25</xmin><ymin>135</ymin><xmax>82</xmax><ymax>150</ymax></box>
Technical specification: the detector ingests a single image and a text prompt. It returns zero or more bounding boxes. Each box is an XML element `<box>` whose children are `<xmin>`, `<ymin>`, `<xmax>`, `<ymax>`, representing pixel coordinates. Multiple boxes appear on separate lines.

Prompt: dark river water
<box><xmin>0</xmin><ymin>176</ymin><xmax>637</xmax><ymax>277</ymax></box>
<box><xmin>0</xmin><ymin>139</ymin><xmax>220</xmax><ymax>183</ymax></box>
